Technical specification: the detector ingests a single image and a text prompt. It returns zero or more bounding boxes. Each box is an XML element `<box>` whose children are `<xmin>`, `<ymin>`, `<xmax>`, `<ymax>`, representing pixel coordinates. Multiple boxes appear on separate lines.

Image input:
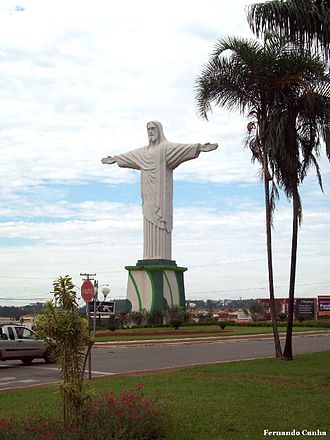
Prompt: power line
<box><xmin>188</xmin><ymin>281</ymin><xmax>330</xmax><ymax>295</ymax></box>
<box><xmin>0</xmin><ymin>281</ymin><xmax>328</xmax><ymax>301</ymax></box>
<box><xmin>189</xmin><ymin>252</ymin><xmax>330</xmax><ymax>269</ymax></box>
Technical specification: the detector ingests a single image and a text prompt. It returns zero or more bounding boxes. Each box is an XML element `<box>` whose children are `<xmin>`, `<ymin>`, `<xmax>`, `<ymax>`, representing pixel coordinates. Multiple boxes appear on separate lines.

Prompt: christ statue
<box><xmin>102</xmin><ymin>121</ymin><xmax>218</xmax><ymax>261</ymax></box>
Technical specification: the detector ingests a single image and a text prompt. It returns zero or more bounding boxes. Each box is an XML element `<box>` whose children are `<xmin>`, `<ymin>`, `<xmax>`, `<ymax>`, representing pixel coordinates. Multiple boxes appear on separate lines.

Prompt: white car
<box><xmin>0</xmin><ymin>324</ymin><xmax>56</xmax><ymax>365</ymax></box>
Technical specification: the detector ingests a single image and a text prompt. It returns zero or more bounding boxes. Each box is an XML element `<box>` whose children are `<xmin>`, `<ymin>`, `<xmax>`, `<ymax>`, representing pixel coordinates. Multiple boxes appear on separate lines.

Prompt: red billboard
<box><xmin>318</xmin><ymin>296</ymin><xmax>330</xmax><ymax>317</ymax></box>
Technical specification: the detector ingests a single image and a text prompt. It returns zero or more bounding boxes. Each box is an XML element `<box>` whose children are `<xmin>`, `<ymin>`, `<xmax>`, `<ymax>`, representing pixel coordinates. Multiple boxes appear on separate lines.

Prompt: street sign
<box><xmin>81</xmin><ymin>279</ymin><xmax>95</xmax><ymax>302</ymax></box>
<box><xmin>318</xmin><ymin>296</ymin><xmax>330</xmax><ymax>317</ymax></box>
<box><xmin>295</xmin><ymin>298</ymin><xmax>316</xmax><ymax>319</ymax></box>
<box><xmin>99</xmin><ymin>301</ymin><xmax>115</xmax><ymax>313</ymax></box>
<box><xmin>90</xmin><ymin>301</ymin><xmax>115</xmax><ymax>314</ymax></box>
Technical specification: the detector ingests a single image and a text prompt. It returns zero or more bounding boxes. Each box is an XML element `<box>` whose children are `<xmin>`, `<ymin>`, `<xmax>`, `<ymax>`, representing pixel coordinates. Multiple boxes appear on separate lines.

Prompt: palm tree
<box><xmin>196</xmin><ymin>35</ymin><xmax>288</xmax><ymax>357</ymax></box>
<box><xmin>247</xmin><ymin>0</ymin><xmax>329</xmax><ymax>62</ymax></box>
<box><xmin>266</xmin><ymin>63</ymin><xmax>329</xmax><ymax>359</ymax></box>
<box><xmin>195</xmin><ymin>34</ymin><xmax>329</xmax><ymax>359</ymax></box>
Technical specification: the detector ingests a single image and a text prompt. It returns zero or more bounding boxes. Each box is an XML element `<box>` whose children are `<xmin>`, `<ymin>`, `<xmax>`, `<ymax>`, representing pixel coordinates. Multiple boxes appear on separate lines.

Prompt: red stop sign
<box><xmin>81</xmin><ymin>279</ymin><xmax>95</xmax><ymax>302</ymax></box>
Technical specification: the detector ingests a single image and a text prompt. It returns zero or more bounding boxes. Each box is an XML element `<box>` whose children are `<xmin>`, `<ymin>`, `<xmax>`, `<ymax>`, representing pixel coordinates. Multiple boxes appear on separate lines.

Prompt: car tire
<box><xmin>44</xmin><ymin>347</ymin><xmax>56</xmax><ymax>364</ymax></box>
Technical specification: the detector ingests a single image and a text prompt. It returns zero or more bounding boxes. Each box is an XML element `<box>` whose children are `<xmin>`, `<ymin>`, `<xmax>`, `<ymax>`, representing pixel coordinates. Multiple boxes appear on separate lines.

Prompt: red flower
<box><xmin>31</xmin><ymin>425</ymin><xmax>41</xmax><ymax>430</ymax></box>
<box><xmin>0</xmin><ymin>420</ymin><xmax>12</xmax><ymax>430</ymax></box>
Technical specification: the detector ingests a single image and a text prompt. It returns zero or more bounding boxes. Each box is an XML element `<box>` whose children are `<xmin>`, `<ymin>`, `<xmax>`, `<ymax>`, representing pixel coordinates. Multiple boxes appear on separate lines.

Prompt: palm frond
<box><xmin>247</xmin><ymin>0</ymin><xmax>329</xmax><ymax>61</ymax></box>
<box><xmin>195</xmin><ymin>30</ymin><xmax>328</xmax><ymax>226</ymax></box>
<box><xmin>270</xmin><ymin>180</ymin><xmax>280</xmax><ymax>217</ymax></box>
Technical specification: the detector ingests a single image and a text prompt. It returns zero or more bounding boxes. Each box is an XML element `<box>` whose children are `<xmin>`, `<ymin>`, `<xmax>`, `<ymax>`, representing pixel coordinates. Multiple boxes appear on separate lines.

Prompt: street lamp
<box><xmin>102</xmin><ymin>285</ymin><xmax>110</xmax><ymax>301</ymax></box>
<box><xmin>96</xmin><ymin>285</ymin><xmax>110</xmax><ymax>328</ymax></box>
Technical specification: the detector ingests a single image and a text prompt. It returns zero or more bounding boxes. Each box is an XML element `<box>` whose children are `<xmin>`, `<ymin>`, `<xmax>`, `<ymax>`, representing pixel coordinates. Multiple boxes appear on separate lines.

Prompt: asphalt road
<box><xmin>0</xmin><ymin>333</ymin><xmax>329</xmax><ymax>391</ymax></box>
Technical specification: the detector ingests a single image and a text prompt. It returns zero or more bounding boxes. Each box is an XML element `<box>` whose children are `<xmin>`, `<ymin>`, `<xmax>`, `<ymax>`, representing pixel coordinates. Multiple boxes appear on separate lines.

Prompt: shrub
<box><xmin>0</xmin><ymin>386</ymin><xmax>168</xmax><ymax>440</ymax></box>
<box><xmin>128</xmin><ymin>311</ymin><xmax>143</xmax><ymax>326</ymax></box>
<box><xmin>165</xmin><ymin>305</ymin><xmax>184</xmax><ymax>330</ymax></box>
<box><xmin>293</xmin><ymin>319</ymin><xmax>330</xmax><ymax>328</ymax></box>
<box><xmin>278</xmin><ymin>312</ymin><xmax>287</xmax><ymax>321</ymax></box>
<box><xmin>232</xmin><ymin>319</ymin><xmax>330</xmax><ymax>328</ymax></box>
<box><xmin>108</xmin><ymin>314</ymin><xmax>121</xmax><ymax>331</ymax></box>
<box><xmin>219</xmin><ymin>320</ymin><xmax>230</xmax><ymax>330</ymax></box>
<box><xmin>146</xmin><ymin>310</ymin><xmax>164</xmax><ymax>326</ymax></box>
<box><xmin>34</xmin><ymin>275</ymin><xmax>92</xmax><ymax>429</ymax></box>
<box><xmin>169</xmin><ymin>319</ymin><xmax>182</xmax><ymax>330</ymax></box>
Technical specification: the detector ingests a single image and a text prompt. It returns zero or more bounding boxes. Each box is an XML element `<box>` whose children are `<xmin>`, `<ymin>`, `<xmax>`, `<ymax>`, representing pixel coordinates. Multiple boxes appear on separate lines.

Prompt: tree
<box><xmin>35</xmin><ymin>275</ymin><xmax>93</xmax><ymax>428</ymax></box>
<box><xmin>247</xmin><ymin>0</ymin><xmax>329</xmax><ymax>62</ymax></box>
<box><xmin>195</xmin><ymin>34</ymin><xmax>328</xmax><ymax>358</ymax></box>
<box><xmin>196</xmin><ymin>35</ymin><xmax>285</xmax><ymax>356</ymax></box>
<box><xmin>249</xmin><ymin>300</ymin><xmax>264</xmax><ymax>321</ymax></box>
<box><xmin>266</xmin><ymin>58</ymin><xmax>329</xmax><ymax>359</ymax></box>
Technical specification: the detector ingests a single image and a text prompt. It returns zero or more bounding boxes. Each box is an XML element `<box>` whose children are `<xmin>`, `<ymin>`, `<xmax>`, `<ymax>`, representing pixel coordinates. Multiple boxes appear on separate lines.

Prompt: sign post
<box><xmin>80</xmin><ymin>277</ymin><xmax>96</xmax><ymax>380</ymax></box>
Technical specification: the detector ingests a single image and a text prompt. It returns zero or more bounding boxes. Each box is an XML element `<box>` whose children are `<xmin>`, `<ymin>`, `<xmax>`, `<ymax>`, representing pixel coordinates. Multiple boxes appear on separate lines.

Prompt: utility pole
<box><xmin>80</xmin><ymin>272</ymin><xmax>96</xmax><ymax>380</ymax></box>
<box><xmin>93</xmin><ymin>279</ymin><xmax>98</xmax><ymax>334</ymax></box>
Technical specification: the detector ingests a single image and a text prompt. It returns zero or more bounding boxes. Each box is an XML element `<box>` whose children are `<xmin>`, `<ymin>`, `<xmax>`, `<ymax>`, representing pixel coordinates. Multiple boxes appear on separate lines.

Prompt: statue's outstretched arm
<box><xmin>200</xmin><ymin>143</ymin><xmax>218</xmax><ymax>152</ymax></box>
<box><xmin>101</xmin><ymin>156</ymin><xmax>117</xmax><ymax>164</ymax></box>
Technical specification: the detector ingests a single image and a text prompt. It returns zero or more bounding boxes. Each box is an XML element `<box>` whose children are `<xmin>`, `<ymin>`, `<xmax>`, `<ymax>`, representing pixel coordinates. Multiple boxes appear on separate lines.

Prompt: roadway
<box><xmin>0</xmin><ymin>332</ymin><xmax>329</xmax><ymax>391</ymax></box>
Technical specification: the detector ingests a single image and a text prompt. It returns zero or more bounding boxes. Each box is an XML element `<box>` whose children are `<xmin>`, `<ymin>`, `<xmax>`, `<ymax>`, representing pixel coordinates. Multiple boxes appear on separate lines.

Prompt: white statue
<box><xmin>102</xmin><ymin>121</ymin><xmax>218</xmax><ymax>260</ymax></box>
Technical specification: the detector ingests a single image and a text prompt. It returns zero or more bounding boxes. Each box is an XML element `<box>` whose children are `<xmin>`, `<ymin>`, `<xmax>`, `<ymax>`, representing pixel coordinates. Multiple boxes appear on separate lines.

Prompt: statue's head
<box><xmin>147</xmin><ymin>121</ymin><xmax>168</xmax><ymax>145</ymax></box>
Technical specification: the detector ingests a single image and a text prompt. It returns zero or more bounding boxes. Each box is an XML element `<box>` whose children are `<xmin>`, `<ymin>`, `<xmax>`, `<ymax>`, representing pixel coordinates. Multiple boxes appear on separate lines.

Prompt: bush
<box><xmin>293</xmin><ymin>319</ymin><xmax>330</xmax><ymax>328</ymax></box>
<box><xmin>146</xmin><ymin>310</ymin><xmax>164</xmax><ymax>326</ymax></box>
<box><xmin>278</xmin><ymin>312</ymin><xmax>287</xmax><ymax>321</ymax></box>
<box><xmin>169</xmin><ymin>319</ymin><xmax>182</xmax><ymax>330</ymax></box>
<box><xmin>219</xmin><ymin>320</ymin><xmax>231</xmax><ymax>330</ymax></box>
<box><xmin>232</xmin><ymin>319</ymin><xmax>330</xmax><ymax>328</ymax></box>
<box><xmin>0</xmin><ymin>386</ymin><xmax>168</xmax><ymax>440</ymax></box>
<box><xmin>128</xmin><ymin>311</ymin><xmax>143</xmax><ymax>327</ymax></box>
<box><xmin>108</xmin><ymin>314</ymin><xmax>121</xmax><ymax>331</ymax></box>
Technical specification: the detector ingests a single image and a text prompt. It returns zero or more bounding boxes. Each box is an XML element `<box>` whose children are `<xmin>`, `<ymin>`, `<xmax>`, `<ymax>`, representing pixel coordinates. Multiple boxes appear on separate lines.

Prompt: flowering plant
<box><xmin>0</xmin><ymin>385</ymin><xmax>167</xmax><ymax>440</ymax></box>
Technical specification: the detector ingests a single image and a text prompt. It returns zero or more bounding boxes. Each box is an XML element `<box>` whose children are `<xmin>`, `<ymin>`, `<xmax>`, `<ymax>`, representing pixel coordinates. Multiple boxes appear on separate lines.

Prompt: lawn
<box><xmin>94</xmin><ymin>324</ymin><xmax>327</xmax><ymax>342</ymax></box>
<box><xmin>1</xmin><ymin>351</ymin><xmax>329</xmax><ymax>439</ymax></box>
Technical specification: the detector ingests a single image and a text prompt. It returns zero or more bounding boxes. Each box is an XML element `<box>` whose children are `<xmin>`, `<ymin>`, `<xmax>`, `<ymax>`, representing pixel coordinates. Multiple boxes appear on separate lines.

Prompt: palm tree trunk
<box><xmin>282</xmin><ymin>193</ymin><xmax>299</xmax><ymax>360</ymax></box>
<box><xmin>264</xmin><ymin>175</ymin><xmax>282</xmax><ymax>357</ymax></box>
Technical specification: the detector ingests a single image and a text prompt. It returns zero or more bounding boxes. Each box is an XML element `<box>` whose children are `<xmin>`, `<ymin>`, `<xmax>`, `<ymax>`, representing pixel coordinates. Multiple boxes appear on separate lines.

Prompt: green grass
<box><xmin>94</xmin><ymin>325</ymin><xmax>326</xmax><ymax>342</ymax></box>
<box><xmin>1</xmin><ymin>351</ymin><xmax>329</xmax><ymax>439</ymax></box>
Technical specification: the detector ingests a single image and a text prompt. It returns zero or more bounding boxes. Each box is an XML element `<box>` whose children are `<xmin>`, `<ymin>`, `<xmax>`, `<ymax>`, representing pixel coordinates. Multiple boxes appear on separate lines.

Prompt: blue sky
<box><xmin>0</xmin><ymin>0</ymin><xmax>329</xmax><ymax>306</ymax></box>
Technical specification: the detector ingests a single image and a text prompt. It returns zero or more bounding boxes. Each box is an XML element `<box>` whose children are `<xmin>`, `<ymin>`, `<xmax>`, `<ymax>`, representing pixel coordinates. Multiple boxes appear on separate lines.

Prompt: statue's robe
<box><xmin>114</xmin><ymin>142</ymin><xmax>201</xmax><ymax>260</ymax></box>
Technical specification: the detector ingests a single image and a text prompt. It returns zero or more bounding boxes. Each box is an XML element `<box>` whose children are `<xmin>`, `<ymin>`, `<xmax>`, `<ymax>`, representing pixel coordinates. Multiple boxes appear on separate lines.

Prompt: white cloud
<box><xmin>0</xmin><ymin>198</ymin><xmax>328</xmax><ymax>303</ymax></box>
<box><xmin>0</xmin><ymin>0</ymin><xmax>328</xmax><ymax>305</ymax></box>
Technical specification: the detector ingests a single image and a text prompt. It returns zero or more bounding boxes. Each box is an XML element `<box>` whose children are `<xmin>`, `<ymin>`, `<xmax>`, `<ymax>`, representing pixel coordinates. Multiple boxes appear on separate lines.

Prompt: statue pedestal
<box><xmin>125</xmin><ymin>259</ymin><xmax>187</xmax><ymax>314</ymax></box>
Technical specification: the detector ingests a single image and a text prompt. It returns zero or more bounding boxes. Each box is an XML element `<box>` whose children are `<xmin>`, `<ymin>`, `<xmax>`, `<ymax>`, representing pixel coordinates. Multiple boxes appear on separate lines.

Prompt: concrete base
<box><xmin>125</xmin><ymin>259</ymin><xmax>187</xmax><ymax>314</ymax></box>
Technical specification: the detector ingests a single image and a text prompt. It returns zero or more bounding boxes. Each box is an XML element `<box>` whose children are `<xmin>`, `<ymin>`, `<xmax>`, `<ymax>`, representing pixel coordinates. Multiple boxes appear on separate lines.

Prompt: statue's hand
<box><xmin>101</xmin><ymin>156</ymin><xmax>116</xmax><ymax>164</ymax></box>
<box><xmin>200</xmin><ymin>143</ymin><xmax>218</xmax><ymax>152</ymax></box>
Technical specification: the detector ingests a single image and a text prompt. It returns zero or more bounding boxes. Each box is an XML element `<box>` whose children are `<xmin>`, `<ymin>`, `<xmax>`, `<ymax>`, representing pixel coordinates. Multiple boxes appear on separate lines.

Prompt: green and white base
<box><xmin>125</xmin><ymin>259</ymin><xmax>187</xmax><ymax>314</ymax></box>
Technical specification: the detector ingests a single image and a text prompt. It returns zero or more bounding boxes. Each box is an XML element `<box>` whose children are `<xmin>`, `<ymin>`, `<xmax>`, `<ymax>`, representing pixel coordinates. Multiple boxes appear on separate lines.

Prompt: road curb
<box><xmin>94</xmin><ymin>331</ymin><xmax>330</xmax><ymax>347</ymax></box>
